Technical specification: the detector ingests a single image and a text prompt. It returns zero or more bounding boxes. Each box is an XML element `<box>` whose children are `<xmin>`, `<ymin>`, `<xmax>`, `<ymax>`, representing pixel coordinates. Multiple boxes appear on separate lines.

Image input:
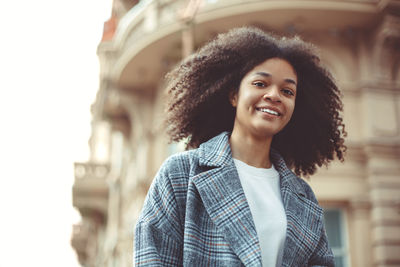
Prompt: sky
<box><xmin>0</xmin><ymin>0</ymin><xmax>112</xmax><ymax>266</ymax></box>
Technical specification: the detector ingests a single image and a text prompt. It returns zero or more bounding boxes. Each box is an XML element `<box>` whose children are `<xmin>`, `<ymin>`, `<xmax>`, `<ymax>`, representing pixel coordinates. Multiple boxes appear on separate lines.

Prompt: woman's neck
<box><xmin>229</xmin><ymin>130</ymin><xmax>273</xmax><ymax>169</ymax></box>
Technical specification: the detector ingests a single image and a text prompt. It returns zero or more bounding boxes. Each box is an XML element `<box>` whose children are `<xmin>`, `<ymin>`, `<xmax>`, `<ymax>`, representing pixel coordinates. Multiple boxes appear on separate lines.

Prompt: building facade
<box><xmin>71</xmin><ymin>0</ymin><xmax>400</xmax><ymax>266</ymax></box>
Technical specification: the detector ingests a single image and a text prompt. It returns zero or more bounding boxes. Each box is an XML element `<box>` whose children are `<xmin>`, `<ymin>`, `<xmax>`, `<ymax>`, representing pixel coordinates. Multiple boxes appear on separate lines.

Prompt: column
<box><xmin>349</xmin><ymin>198</ymin><xmax>372</xmax><ymax>267</ymax></box>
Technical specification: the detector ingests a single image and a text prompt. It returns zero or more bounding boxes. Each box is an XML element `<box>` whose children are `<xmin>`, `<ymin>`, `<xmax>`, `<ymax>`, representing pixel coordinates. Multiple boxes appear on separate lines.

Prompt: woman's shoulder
<box><xmin>158</xmin><ymin>149</ymin><xmax>201</xmax><ymax>178</ymax></box>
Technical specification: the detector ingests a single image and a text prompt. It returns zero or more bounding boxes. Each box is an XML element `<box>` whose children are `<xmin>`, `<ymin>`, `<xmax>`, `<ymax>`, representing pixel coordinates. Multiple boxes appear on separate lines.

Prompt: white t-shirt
<box><xmin>233</xmin><ymin>159</ymin><xmax>287</xmax><ymax>267</ymax></box>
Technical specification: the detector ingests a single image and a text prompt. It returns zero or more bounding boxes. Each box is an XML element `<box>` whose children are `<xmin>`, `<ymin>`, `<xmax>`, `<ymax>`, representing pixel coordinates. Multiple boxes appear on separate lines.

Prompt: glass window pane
<box><xmin>324</xmin><ymin>209</ymin><xmax>342</xmax><ymax>248</ymax></box>
<box><xmin>334</xmin><ymin>256</ymin><xmax>344</xmax><ymax>267</ymax></box>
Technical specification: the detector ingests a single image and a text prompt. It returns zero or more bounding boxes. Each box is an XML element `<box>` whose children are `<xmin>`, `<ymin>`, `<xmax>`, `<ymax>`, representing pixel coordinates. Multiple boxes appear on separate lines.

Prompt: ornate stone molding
<box><xmin>373</xmin><ymin>14</ymin><xmax>400</xmax><ymax>82</ymax></box>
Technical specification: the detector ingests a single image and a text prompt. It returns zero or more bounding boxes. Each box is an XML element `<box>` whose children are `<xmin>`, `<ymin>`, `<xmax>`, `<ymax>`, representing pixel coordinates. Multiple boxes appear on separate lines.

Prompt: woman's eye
<box><xmin>253</xmin><ymin>82</ymin><xmax>265</xmax><ymax>87</ymax></box>
<box><xmin>282</xmin><ymin>89</ymin><xmax>295</xmax><ymax>96</ymax></box>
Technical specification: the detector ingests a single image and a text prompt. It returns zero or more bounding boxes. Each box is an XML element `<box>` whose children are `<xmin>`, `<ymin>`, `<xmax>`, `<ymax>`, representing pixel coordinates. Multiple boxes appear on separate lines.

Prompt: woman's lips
<box><xmin>255</xmin><ymin>107</ymin><xmax>281</xmax><ymax>116</ymax></box>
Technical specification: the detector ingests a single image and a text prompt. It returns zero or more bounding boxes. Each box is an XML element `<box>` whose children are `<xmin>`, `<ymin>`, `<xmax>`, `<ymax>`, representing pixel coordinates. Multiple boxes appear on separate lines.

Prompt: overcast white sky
<box><xmin>0</xmin><ymin>0</ymin><xmax>112</xmax><ymax>266</ymax></box>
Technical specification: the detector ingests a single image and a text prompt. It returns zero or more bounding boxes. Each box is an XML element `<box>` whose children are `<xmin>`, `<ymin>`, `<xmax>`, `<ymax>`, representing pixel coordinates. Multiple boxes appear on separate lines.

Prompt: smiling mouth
<box><xmin>256</xmin><ymin>107</ymin><xmax>281</xmax><ymax>116</ymax></box>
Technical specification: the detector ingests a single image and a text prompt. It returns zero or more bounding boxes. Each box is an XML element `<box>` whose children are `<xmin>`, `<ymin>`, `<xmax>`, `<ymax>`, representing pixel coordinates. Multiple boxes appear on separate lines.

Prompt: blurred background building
<box><xmin>71</xmin><ymin>0</ymin><xmax>400</xmax><ymax>266</ymax></box>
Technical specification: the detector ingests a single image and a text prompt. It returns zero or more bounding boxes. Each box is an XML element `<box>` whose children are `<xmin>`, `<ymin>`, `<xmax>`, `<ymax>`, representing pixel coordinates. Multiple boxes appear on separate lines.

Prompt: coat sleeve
<box><xmin>308</xmin><ymin>215</ymin><xmax>335</xmax><ymax>267</ymax></box>
<box><xmin>300</xmin><ymin>180</ymin><xmax>336</xmax><ymax>267</ymax></box>
<box><xmin>134</xmin><ymin>157</ymin><xmax>184</xmax><ymax>266</ymax></box>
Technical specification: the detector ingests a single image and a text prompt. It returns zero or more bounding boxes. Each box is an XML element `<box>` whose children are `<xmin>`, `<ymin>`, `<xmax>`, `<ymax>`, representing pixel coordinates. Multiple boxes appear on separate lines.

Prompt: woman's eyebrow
<box><xmin>254</xmin><ymin>72</ymin><xmax>297</xmax><ymax>86</ymax></box>
<box><xmin>284</xmin><ymin>79</ymin><xmax>297</xmax><ymax>86</ymax></box>
<box><xmin>254</xmin><ymin>71</ymin><xmax>271</xmax><ymax>78</ymax></box>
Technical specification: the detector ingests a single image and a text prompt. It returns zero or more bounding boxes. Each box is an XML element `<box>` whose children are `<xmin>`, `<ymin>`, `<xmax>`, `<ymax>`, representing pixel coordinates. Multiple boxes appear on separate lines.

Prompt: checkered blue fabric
<box><xmin>135</xmin><ymin>132</ymin><xmax>334</xmax><ymax>266</ymax></box>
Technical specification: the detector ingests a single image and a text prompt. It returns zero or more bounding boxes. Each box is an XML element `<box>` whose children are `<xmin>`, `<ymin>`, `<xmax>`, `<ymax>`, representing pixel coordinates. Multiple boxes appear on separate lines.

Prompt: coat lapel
<box><xmin>192</xmin><ymin>132</ymin><xmax>262</xmax><ymax>266</ymax></box>
<box><xmin>271</xmin><ymin>150</ymin><xmax>324</xmax><ymax>266</ymax></box>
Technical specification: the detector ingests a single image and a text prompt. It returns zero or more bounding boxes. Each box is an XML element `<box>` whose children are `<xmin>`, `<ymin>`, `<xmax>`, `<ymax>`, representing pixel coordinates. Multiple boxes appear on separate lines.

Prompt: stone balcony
<box><xmin>72</xmin><ymin>162</ymin><xmax>110</xmax><ymax>222</ymax></box>
<box><xmin>103</xmin><ymin>0</ymin><xmax>385</xmax><ymax>91</ymax></box>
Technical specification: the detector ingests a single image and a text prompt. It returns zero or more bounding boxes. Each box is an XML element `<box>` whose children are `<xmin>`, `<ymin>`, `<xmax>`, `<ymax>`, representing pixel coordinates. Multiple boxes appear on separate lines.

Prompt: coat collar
<box><xmin>198</xmin><ymin>131</ymin><xmax>307</xmax><ymax>197</ymax></box>
<box><xmin>198</xmin><ymin>131</ymin><xmax>233</xmax><ymax>168</ymax></box>
<box><xmin>196</xmin><ymin>131</ymin><xmax>323</xmax><ymax>266</ymax></box>
<box><xmin>270</xmin><ymin>148</ymin><xmax>307</xmax><ymax>198</ymax></box>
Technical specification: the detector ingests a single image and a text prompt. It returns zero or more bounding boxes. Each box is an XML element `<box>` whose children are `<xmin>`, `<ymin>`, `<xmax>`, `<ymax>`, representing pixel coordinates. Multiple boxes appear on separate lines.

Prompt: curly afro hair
<box><xmin>164</xmin><ymin>26</ymin><xmax>346</xmax><ymax>176</ymax></box>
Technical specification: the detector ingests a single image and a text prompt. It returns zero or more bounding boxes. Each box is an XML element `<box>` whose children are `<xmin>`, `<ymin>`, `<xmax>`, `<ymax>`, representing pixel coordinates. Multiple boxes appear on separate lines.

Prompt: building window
<box><xmin>323</xmin><ymin>209</ymin><xmax>349</xmax><ymax>267</ymax></box>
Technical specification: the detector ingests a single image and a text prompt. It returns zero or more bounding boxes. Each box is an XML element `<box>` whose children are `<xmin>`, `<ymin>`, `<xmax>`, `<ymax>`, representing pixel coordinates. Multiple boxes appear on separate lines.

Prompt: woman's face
<box><xmin>230</xmin><ymin>57</ymin><xmax>297</xmax><ymax>140</ymax></box>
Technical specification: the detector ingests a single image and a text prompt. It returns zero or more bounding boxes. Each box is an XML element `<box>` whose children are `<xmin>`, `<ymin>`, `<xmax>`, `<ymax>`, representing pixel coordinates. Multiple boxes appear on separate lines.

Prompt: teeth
<box><xmin>258</xmin><ymin>108</ymin><xmax>279</xmax><ymax>116</ymax></box>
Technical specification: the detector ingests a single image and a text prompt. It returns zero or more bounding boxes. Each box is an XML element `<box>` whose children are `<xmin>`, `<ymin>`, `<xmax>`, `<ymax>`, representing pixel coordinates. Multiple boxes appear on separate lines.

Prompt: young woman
<box><xmin>135</xmin><ymin>27</ymin><xmax>346</xmax><ymax>267</ymax></box>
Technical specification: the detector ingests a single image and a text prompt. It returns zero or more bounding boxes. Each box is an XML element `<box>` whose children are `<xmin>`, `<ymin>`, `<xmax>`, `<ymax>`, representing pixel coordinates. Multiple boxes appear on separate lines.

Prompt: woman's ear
<box><xmin>229</xmin><ymin>91</ymin><xmax>238</xmax><ymax>107</ymax></box>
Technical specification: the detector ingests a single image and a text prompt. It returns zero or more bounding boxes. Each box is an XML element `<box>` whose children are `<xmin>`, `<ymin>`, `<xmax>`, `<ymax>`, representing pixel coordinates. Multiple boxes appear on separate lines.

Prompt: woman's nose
<box><xmin>263</xmin><ymin>86</ymin><xmax>281</xmax><ymax>102</ymax></box>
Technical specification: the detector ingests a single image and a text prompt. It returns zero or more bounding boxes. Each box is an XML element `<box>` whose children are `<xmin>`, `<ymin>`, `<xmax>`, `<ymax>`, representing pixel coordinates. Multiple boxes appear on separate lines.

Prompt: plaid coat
<box><xmin>135</xmin><ymin>132</ymin><xmax>334</xmax><ymax>266</ymax></box>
